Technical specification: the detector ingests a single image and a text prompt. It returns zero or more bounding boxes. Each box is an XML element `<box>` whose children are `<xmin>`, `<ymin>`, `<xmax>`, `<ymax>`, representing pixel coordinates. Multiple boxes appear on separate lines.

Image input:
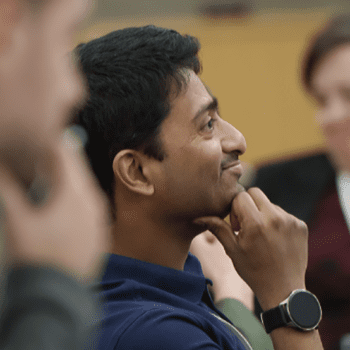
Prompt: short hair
<box><xmin>303</xmin><ymin>14</ymin><xmax>350</xmax><ymax>91</ymax></box>
<box><xmin>73</xmin><ymin>25</ymin><xmax>201</xmax><ymax>211</ymax></box>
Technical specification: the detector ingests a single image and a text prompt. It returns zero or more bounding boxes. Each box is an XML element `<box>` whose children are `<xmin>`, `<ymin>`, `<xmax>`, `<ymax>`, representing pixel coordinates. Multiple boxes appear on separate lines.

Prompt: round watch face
<box><xmin>288</xmin><ymin>291</ymin><xmax>322</xmax><ymax>329</ymax></box>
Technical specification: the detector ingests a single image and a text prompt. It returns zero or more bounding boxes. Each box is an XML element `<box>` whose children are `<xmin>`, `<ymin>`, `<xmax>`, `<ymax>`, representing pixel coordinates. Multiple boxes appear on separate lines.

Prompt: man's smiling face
<box><xmin>152</xmin><ymin>70</ymin><xmax>247</xmax><ymax>221</ymax></box>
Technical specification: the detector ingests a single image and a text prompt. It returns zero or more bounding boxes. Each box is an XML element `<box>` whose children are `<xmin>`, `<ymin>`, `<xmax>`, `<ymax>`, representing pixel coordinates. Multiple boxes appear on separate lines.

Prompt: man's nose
<box><xmin>220</xmin><ymin>119</ymin><xmax>247</xmax><ymax>156</ymax></box>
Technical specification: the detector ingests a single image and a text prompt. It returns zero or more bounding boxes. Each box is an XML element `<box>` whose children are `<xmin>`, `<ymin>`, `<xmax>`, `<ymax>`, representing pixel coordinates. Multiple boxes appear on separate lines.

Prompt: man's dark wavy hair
<box><xmin>72</xmin><ymin>25</ymin><xmax>201</xmax><ymax>212</ymax></box>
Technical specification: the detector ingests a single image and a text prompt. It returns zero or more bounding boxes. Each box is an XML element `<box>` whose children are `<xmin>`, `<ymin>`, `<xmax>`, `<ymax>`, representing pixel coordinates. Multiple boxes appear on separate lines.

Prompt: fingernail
<box><xmin>237</xmin><ymin>184</ymin><xmax>246</xmax><ymax>193</ymax></box>
<box><xmin>204</xmin><ymin>231</ymin><xmax>216</xmax><ymax>243</ymax></box>
<box><xmin>64</xmin><ymin>125</ymin><xmax>88</xmax><ymax>150</ymax></box>
<box><xmin>27</xmin><ymin>175</ymin><xmax>50</xmax><ymax>207</ymax></box>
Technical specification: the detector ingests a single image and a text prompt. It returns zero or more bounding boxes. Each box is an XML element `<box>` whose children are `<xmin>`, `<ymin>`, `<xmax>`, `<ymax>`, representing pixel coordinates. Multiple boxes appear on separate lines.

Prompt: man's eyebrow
<box><xmin>193</xmin><ymin>97</ymin><xmax>219</xmax><ymax>121</ymax></box>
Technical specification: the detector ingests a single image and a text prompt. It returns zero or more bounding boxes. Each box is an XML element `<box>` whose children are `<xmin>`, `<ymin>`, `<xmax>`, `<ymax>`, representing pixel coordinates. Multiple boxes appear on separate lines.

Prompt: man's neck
<box><xmin>110</xmin><ymin>210</ymin><xmax>198</xmax><ymax>271</ymax></box>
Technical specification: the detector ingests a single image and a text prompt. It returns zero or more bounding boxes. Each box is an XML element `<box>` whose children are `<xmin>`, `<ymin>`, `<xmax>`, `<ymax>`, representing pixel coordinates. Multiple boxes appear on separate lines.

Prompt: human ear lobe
<box><xmin>112</xmin><ymin>150</ymin><xmax>154</xmax><ymax>196</ymax></box>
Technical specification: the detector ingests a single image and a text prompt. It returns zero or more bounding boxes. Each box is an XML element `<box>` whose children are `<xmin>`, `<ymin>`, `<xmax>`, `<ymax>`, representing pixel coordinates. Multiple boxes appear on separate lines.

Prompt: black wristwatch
<box><xmin>260</xmin><ymin>289</ymin><xmax>322</xmax><ymax>334</ymax></box>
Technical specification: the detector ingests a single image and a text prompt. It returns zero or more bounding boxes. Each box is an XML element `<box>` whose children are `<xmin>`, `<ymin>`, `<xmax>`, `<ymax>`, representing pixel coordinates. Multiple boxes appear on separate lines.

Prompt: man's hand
<box><xmin>193</xmin><ymin>187</ymin><xmax>308</xmax><ymax>311</ymax></box>
<box><xmin>0</xmin><ymin>133</ymin><xmax>110</xmax><ymax>284</ymax></box>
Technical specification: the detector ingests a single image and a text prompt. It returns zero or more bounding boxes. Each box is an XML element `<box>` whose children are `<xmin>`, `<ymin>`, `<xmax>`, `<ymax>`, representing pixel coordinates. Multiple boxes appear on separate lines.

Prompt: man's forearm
<box><xmin>270</xmin><ymin>327</ymin><xmax>324</xmax><ymax>350</ymax></box>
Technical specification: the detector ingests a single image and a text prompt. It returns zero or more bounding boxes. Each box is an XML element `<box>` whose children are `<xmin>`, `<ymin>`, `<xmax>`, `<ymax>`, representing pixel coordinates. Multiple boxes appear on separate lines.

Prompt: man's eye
<box><xmin>205</xmin><ymin>118</ymin><xmax>217</xmax><ymax>131</ymax></box>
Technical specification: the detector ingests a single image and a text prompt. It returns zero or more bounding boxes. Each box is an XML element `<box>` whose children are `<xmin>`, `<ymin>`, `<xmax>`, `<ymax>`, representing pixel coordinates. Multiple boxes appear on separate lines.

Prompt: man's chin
<box><xmin>221</xmin><ymin>183</ymin><xmax>246</xmax><ymax>218</ymax></box>
<box><xmin>194</xmin><ymin>183</ymin><xmax>246</xmax><ymax>220</ymax></box>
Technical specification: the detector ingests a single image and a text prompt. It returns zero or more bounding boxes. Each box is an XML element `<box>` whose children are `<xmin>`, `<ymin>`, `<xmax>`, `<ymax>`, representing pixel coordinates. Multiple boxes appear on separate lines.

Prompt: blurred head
<box><xmin>303</xmin><ymin>15</ymin><xmax>350</xmax><ymax>171</ymax></box>
<box><xmin>0</xmin><ymin>0</ymin><xmax>92</xmax><ymax>186</ymax></box>
<box><xmin>74</xmin><ymin>26</ymin><xmax>246</xmax><ymax>221</ymax></box>
<box><xmin>0</xmin><ymin>0</ymin><xmax>91</xmax><ymax>145</ymax></box>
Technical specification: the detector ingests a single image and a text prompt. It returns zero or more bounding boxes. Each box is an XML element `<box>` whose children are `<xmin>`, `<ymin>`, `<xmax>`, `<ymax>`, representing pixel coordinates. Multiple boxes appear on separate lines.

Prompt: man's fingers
<box><xmin>0</xmin><ymin>143</ymin><xmax>60</xmax><ymax>217</ymax></box>
<box><xmin>246</xmin><ymin>187</ymin><xmax>272</xmax><ymax>210</ymax></box>
<box><xmin>193</xmin><ymin>217</ymin><xmax>238</xmax><ymax>256</ymax></box>
<box><xmin>229</xmin><ymin>212</ymin><xmax>240</xmax><ymax>232</ymax></box>
<box><xmin>232</xmin><ymin>187</ymin><xmax>276</xmax><ymax>229</ymax></box>
<box><xmin>232</xmin><ymin>190</ymin><xmax>261</xmax><ymax>224</ymax></box>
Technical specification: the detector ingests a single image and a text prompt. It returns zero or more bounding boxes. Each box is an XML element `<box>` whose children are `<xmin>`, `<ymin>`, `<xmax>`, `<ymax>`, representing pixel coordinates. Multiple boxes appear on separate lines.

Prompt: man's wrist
<box><xmin>260</xmin><ymin>289</ymin><xmax>322</xmax><ymax>334</ymax></box>
<box><xmin>257</xmin><ymin>283</ymin><xmax>306</xmax><ymax>311</ymax></box>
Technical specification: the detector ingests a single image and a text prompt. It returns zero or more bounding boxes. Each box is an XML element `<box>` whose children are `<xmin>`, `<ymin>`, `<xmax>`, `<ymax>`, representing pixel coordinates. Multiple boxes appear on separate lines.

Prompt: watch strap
<box><xmin>261</xmin><ymin>304</ymin><xmax>290</xmax><ymax>334</ymax></box>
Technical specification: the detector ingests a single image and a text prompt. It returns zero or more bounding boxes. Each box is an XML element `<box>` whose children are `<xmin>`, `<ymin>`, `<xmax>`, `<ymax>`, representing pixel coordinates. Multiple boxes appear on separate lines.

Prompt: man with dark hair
<box><xmin>74</xmin><ymin>25</ymin><xmax>324</xmax><ymax>350</ymax></box>
<box><xmin>74</xmin><ymin>26</ymin><xmax>202</xmax><ymax>214</ymax></box>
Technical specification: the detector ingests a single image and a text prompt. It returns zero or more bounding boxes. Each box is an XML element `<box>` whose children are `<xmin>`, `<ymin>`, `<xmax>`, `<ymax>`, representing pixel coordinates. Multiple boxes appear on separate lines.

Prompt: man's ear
<box><xmin>112</xmin><ymin>150</ymin><xmax>155</xmax><ymax>196</ymax></box>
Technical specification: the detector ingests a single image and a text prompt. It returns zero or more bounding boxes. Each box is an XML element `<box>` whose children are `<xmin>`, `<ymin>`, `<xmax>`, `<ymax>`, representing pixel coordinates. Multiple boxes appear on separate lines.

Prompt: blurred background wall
<box><xmin>75</xmin><ymin>0</ymin><xmax>350</xmax><ymax>166</ymax></box>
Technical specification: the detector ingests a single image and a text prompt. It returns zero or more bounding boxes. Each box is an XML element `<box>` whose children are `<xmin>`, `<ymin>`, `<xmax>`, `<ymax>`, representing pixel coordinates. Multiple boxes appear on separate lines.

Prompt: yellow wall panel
<box><xmin>76</xmin><ymin>11</ymin><xmax>334</xmax><ymax>165</ymax></box>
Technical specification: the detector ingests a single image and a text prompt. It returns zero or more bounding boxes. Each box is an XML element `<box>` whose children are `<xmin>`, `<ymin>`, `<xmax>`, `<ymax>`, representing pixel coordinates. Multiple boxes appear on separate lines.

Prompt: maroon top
<box><xmin>307</xmin><ymin>181</ymin><xmax>350</xmax><ymax>350</ymax></box>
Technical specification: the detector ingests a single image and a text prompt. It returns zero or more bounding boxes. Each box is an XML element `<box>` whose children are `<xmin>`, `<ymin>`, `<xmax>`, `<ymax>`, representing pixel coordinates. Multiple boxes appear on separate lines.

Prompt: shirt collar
<box><xmin>336</xmin><ymin>171</ymin><xmax>350</xmax><ymax>233</ymax></box>
<box><xmin>102</xmin><ymin>252</ymin><xmax>212</xmax><ymax>303</ymax></box>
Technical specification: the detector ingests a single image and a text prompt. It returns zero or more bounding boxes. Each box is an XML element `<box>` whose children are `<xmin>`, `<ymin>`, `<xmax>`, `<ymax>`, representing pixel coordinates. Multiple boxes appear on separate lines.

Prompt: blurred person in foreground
<box><xmin>74</xmin><ymin>26</ymin><xmax>324</xmax><ymax>350</ymax></box>
<box><xmin>0</xmin><ymin>0</ymin><xmax>109</xmax><ymax>349</ymax></box>
<box><xmin>252</xmin><ymin>14</ymin><xmax>350</xmax><ymax>350</ymax></box>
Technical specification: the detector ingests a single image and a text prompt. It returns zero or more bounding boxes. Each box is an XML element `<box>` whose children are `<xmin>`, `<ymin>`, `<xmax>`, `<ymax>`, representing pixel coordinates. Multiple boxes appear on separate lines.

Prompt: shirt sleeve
<box><xmin>215</xmin><ymin>298</ymin><xmax>274</xmax><ymax>350</ymax></box>
<box><xmin>0</xmin><ymin>265</ymin><xmax>103</xmax><ymax>350</ymax></box>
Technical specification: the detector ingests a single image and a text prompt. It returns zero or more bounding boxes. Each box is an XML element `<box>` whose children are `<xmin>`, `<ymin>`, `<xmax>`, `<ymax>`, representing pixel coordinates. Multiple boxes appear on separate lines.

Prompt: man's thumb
<box><xmin>193</xmin><ymin>217</ymin><xmax>237</xmax><ymax>256</ymax></box>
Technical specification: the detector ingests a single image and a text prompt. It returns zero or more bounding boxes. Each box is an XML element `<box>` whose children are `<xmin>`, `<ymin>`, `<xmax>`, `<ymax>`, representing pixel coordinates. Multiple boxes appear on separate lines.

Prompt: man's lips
<box><xmin>221</xmin><ymin>160</ymin><xmax>243</xmax><ymax>176</ymax></box>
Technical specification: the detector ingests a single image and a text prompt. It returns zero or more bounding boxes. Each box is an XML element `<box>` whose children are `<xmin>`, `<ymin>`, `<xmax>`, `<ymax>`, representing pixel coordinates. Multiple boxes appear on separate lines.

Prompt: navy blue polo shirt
<box><xmin>99</xmin><ymin>253</ymin><xmax>252</xmax><ymax>349</ymax></box>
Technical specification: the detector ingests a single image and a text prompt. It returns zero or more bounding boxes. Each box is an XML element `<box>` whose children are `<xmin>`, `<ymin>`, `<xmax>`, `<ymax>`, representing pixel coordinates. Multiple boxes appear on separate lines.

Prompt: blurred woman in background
<box><xmin>253</xmin><ymin>14</ymin><xmax>350</xmax><ymax>350</ymax></box>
